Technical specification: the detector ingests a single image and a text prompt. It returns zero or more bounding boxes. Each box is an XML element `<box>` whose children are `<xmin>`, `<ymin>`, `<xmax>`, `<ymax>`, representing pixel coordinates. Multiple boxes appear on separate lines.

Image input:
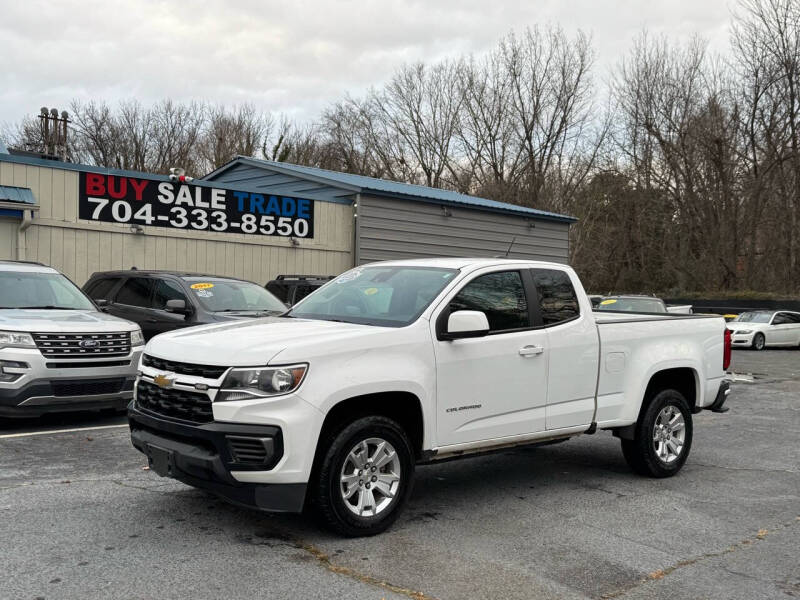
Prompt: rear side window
<box><xmin>153</xmin><ymin>279</ymin><xmax>188</xmax><ymax>310</ymax></box>
<box><xmin>531</xmin><ymin>269</ymin><xmax>580</xmax><ymax>326</ymax></box>
<box><xmin>449</xmin><ymin>271</ymin><xmax>529</xmax><ymax>332</ymax></box>
<box><xmin>85</xmin><ymin>277</ymin><xmax>120</xmax><ymax>300</ymax></box>
<box><xmin>116</xmin><ymin>278</ymin><xmax>154</xmax><ymax>308</ymax></box>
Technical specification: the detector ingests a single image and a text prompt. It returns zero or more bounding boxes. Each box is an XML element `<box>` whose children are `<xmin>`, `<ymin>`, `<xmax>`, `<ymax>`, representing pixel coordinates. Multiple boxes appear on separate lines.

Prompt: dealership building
<box><xmin>0</xmin><ymin>149</ymin><xmax>575</xmax><ymax>286</ymax></box>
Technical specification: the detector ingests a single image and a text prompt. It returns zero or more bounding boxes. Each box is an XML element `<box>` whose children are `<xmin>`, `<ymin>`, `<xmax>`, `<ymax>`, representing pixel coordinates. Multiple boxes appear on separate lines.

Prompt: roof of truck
<box><xmin>355</xmin><ymin>257</ymin><xmax>570</xmax><ymax>270</ymax></box>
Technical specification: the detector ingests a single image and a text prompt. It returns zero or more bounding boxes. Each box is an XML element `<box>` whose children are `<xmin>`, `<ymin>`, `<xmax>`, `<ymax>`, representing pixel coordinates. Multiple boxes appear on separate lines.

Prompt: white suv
<box><xmin>0</xmin><ymin>261</ymin><xmax>144</xmax><ymax>418</ymax></box>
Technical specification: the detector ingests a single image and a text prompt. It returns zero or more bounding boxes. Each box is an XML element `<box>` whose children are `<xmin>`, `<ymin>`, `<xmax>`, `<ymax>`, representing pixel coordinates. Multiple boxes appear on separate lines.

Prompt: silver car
<box><xmin>0</xmin><ymin>261</ymin><xmax>144</xmax><ymax>418</ymax></box>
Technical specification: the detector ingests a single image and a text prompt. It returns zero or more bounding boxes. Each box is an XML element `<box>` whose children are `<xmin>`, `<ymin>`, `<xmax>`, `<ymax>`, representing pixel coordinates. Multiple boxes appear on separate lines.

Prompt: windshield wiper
<box><xmin>5</xmin><ymin>305</ymin><xmax>81</xmax><ymax>310</ymax></box>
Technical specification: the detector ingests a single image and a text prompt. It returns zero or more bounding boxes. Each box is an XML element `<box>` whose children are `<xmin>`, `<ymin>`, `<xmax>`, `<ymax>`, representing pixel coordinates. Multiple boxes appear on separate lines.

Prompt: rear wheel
<box><xmin>621</xmin><ymin>389</ymin><xmax>693</xmax><ymax>478</ymax></box>
<box><xmin>752</xmin><ymin>333</ymin><xmax>766</xmax><ymax>351</ymax></box>
<box><xmin>312</xmin><ymin>415</ymin><xmax>414</xmax><ymax>537</ymax></box>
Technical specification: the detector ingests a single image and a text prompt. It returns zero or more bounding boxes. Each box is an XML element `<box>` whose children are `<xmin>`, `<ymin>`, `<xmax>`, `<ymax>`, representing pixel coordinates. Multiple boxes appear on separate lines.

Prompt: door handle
<box><xmin>519</xmin><ymin>345</ymin><xmax>544</xmax><ymax>357</ymax></box>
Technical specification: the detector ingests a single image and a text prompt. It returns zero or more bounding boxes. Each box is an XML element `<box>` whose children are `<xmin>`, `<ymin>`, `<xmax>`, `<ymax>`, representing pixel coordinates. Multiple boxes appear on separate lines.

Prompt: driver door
<box><xmin>432</xmin><ymin>269</ymin><xmax>549</xmax><ymax>447</ymax></box>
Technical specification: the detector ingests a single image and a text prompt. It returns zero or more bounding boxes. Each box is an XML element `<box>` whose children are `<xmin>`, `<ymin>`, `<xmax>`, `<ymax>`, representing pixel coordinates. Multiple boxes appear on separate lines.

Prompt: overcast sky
<box><xmin>1</xmin><ymin>0</ymin><xmax>735</xmax><ymax>129</ymax></box>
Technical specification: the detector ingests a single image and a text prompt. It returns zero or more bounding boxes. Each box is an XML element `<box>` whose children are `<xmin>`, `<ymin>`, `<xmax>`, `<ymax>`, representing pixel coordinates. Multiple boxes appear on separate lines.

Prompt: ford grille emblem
<box><xmin>79</xmin><ymin>339</ymin><xmax>99</xmax><ymax>348</ymax></box>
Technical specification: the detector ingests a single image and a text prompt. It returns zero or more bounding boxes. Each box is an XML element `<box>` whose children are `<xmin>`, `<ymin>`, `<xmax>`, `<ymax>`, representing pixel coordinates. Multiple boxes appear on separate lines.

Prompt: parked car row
<box><xmin>0</xmin><ymin>260</ymin><xmax>313</xmax><ymax>418</ymax></box>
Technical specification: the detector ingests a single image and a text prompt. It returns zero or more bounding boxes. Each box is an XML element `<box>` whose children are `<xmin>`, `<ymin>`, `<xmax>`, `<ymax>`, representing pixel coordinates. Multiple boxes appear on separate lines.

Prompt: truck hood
<box><xmin>0</xmin><ymin>309</ymin><xmax>139</xmax><ymax>332</ymax></box>
<box><xmin>144</xmin><ymin>317</ymin><xmax>380</xmax><ymax>367</ymax></box>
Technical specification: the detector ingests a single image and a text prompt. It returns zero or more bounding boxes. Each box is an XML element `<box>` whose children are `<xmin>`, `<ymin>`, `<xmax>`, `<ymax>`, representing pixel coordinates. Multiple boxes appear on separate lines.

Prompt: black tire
<box><xmin>621</xmin><ymin>389</ymin><xmax>693</xmax><ymax>478</ymax></box>
<box><xmin>752</xmin><ymin>333</ymin><xmax>766</xmax><ymax>351</ymax></box>
<box><xmin>311</xmin><ymin>415</ymin><xmax>414</xmax><ymax>537</ymax></box>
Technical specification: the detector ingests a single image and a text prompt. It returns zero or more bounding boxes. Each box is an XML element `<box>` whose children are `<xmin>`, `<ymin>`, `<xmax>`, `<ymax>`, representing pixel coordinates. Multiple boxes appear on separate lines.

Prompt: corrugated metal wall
<box><xmin>0</xmin><ymin>161</ymin><xmax>354</xmax><ymax>285</ymax></box>
<box><xmin>0</xmin><ymin>218</ymin><xmax>18</xmax><ymax>259</ymax></box>
<box><xmin>356</xmin><ymin>195</ymin><xmax>570</xmax><ymax>264</ymax></box>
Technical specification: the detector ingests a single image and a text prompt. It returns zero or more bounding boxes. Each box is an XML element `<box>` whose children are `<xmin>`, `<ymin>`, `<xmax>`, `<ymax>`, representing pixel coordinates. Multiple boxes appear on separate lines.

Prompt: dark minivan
<box><xmin>84</xmin><ymin>270</ymin><xmax>287</xmax><ymax>341</ymax></box>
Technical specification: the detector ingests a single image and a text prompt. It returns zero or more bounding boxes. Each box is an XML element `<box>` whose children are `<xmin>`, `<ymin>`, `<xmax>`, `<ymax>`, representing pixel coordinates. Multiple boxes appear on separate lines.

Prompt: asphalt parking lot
<box><xmin>2</xmin><ymin>349</ymin><xmax>798</xmax><ymax>600</ymax></box>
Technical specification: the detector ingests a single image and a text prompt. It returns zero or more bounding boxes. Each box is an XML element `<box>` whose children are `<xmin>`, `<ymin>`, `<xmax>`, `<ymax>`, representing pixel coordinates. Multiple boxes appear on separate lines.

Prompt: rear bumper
<box><xmin>128</xmin><ymin>404</ymin><xmax>306</xmax><ymax>513</ymax></box>
<box><xmin>706</xmin><ymin>380</ymin><xmax>731</xmax><ymax>413</ymax></box>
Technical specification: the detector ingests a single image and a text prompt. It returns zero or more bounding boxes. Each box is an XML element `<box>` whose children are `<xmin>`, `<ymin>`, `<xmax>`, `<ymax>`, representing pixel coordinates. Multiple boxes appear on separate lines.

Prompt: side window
<box><xmin>449</xmin><ymin>271</ymin><xmax>529</xmax><ymax>332</ymax></box>
<box><xmin>153</xmin><ymin>279</ymin><xmax>188</xmax><ymax>310</ymax></box>
<box><xmin>115</xmin><ymin>278</ymin><xmax>155</xmax><ymax>308</ymax></box>
<box><xmin>772</xmin><ymin>313</ymin><xmax>788</xmax><ymax>325</ymax></box>
<box><xmin>86</xmin><ymin>277</ymin><xmax>119</xmax><ymax>300</ymax></box>
<box><xmin>531</xmin><ymin>268</ymin><xmax>580</xmax><ymax>326</ymax></box>
<box><xmin>788</xmin><ymin>313</ymin><xmax>800</xmax><ymax>324</ymax></box>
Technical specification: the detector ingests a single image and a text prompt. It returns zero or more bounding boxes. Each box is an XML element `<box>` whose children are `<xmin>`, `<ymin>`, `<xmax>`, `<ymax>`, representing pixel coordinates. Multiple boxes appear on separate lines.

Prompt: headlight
<box><xmin>130</xmin><ymin>328</ymin><xmax>145</xmax><ymax>346</ymax></box>
<box><xmin>735</xmin><ymin>330</ymin><xmax>752</xmax><ymax>335</ymax></box>
<box><xmin>217</xmin><ymin>364</ymin><xmax>307</xmax><ymax>401</ymax></box>
<box><xmin>0</xmin><ymin>331</ymin><xmax>36</xmax><ymax>349</ymax></box>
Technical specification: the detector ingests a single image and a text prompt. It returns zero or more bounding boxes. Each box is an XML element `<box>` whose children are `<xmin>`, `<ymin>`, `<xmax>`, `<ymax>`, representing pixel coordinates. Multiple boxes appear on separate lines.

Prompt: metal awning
<box><xmin>0</xmin><ymin>185</ymin><xmax>37</xmax><ymax>205</ymax></box>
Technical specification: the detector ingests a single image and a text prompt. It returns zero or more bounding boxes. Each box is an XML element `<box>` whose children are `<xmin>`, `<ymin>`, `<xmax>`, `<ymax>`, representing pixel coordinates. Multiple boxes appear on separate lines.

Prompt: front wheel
<box><xmin>621</xmin><ymin>389</ymin><xmax>693</xmax><ymax>478</ymax></box>
<box><xmin>311</xmin><ymin>416</ymin><xmax>414</xmax><ymax>536</ymax></box>
<box><xmin>752</xmin><ymin>333</ymin><xmax>766</xmax><ymax>351</ymax></box>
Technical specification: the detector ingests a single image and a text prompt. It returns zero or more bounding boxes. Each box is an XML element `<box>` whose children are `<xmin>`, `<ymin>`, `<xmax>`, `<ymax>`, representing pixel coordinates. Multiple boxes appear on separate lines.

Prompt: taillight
<box><xmin>723</xmin><ymin>328</ymin><xmax>732</xmax><ymax>371</ymax></box>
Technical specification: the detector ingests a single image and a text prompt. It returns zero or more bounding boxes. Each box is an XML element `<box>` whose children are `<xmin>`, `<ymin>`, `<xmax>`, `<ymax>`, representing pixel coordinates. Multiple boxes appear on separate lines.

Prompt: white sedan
<box><xmin>727</xmin><ymin>310</ymin><xmax>800</xmax><ymax>350</ymax></box>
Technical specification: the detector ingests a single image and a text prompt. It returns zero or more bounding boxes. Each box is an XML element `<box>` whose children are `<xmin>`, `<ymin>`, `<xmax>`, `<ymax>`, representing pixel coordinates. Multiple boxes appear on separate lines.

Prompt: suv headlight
<box><xmin>217</xmin><ymin>364</ymin><xmax>307</xmax><ymax>401</ymax></box>
<box><xmin>0</xmin><ymin>331</ymin><xmax>36</xmax><ymax>349</ymax></box>
<box><xmin>130</xmin><ymin>328</ymin><xmax>145</xmax><ymax>346</ymax></box>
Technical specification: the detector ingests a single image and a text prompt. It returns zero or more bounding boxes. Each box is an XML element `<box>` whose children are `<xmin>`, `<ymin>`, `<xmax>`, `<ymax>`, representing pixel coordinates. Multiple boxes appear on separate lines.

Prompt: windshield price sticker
<box><xmin>190</xmin><ymin>283</ymin><xmax>214</xmax><ymax>290</ymax></box>
<box><xmin>78</xmin><ymin>172</ymin><xmax>315</xmax><ymax>238</ymax></box>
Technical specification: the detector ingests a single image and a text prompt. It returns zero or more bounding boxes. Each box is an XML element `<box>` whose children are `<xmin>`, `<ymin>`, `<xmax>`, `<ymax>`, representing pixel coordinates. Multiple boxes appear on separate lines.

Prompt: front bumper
<box><xmin>0</xmin><ymin>347</ymin><xmax>142</xmax><ymax>417</ymax></box>
<box><xmin>128</xmin><ymin>403</ymin><xmax>307</xmax><ymax>513</ymax></box>
<box><xmin>730</xmin><ymin>332</ymin><xmax>755</xmax><ymax>347</ymax></box>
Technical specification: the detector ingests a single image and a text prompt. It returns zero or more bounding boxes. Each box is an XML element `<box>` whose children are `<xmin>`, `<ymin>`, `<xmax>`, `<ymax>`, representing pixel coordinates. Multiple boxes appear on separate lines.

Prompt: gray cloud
<box><xmin>1</xmin><ymin>0</ymin><xmax>733</xmax><ymax>126</ymax></box>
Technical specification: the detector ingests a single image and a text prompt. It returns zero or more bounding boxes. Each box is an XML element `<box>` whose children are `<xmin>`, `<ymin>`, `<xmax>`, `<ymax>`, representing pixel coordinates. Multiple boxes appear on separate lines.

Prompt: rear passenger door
<box><xmin>529</xmin><ymin>268</ymin><xmax>600</xmax><ymax>430</ymax></box>
<box><xmin>110</xmin><ymin>277</ymin><xmax>157</xmax><ymax>339</ymax></box>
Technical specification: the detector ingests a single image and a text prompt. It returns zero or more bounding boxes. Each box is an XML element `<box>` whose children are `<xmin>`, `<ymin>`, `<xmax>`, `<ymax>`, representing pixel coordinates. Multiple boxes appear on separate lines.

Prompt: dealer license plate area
<box><xmin>148</xmin><ymin>445</ymin><xmax>174</xmax><ymax>477</ymax></box>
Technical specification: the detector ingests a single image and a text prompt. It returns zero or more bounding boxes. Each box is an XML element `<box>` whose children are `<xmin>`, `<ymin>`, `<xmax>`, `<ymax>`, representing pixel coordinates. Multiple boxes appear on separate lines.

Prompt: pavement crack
<box><xmin>253</xmin><ymin>528</ymin><xmax>436</xmax><ymax>600</ymax></box>
<box><xmin>599</xmin><ymin>516</ymin><xmax>800</xmax><ymax>599</ymax></box>
<box><xmin>691</xmin><ymin>462</ymin><xmax>800</xmax><ymax>474</ymax></box>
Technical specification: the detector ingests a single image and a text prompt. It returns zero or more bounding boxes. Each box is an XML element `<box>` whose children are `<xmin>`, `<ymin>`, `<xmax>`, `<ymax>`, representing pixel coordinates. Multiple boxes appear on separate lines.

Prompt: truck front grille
<box><xmin>135</xmin><ymin>380</ymin><xmax>213</xmax><ymax>424</ymax></box>
<box><xmin>33</xmin><ymin>332</ymin><xmax>131</xmax><ymax>359</ymax></box>
<box><xmin>141</xmin><ymin>354</ymin><xmax>228</xmax><ymax>379</ymax></box>
<box><xmin>52</xmin><ymin>378</ymin><xmax>126</xmax><ymax>397</ymax></box>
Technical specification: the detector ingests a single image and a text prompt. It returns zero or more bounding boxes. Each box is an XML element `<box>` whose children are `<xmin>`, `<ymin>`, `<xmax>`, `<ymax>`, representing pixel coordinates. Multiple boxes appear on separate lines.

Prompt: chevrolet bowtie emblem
<box><xmin>153</xmin><ymin>374</ymin><xmax>174</xmax><ymax>388</ymax></box>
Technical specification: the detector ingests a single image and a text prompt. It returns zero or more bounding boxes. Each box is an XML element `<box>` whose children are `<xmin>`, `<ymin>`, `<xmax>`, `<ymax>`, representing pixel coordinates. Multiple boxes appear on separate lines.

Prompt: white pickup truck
<box><xmin>129</xmin><ymin>258</ymin><xmax>731</xmax><ymax>536</ymax></box>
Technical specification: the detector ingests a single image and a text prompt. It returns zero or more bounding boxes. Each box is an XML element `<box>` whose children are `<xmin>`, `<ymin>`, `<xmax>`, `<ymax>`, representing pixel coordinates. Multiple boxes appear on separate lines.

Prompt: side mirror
<box><xmin>165</xmin><ymin>299</ymin><xmax>189</xmax><ymax>314</ymax></box>
<box><xmin>95</xmin><ymin>298</ymin><xmax>109</xmax><ymax>307</ymax></box>
<box><xmin>443</xmin><ymin>310</ymin><xmax>490</xmax><ymax>340</ymax></box>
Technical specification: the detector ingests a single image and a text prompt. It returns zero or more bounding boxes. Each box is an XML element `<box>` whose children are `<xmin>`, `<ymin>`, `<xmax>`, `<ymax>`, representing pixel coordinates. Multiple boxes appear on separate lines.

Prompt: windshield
<box><xmin>287</xmin><ymin>266</ymin><xmax>459</xmax><ymax>326</ymax></box>
<box><xmin>182</xmin><ymin>278</ymin><xmax>286</xmax><ymax>313</ymax></box>
<box><xmin>0</xmin><ymin>270</ymin><xmax>95</xmax><ymax>310</ymax></box>
<box><xmin>735</xmin><ymin>311</ymin><xmax>773</xmax><ymax>324</ymax></box>
<box><xmin>597</xmin><ymin>297</ymin><xmax>666</xmax><ymax>313</ymax></box>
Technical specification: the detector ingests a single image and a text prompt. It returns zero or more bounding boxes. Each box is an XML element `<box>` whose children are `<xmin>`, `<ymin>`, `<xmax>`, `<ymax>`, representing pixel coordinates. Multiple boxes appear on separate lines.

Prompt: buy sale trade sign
<box><xmin>78</xmin><ymin>171</ymin><xmax>314</xmax><ymax>238</ymax></box>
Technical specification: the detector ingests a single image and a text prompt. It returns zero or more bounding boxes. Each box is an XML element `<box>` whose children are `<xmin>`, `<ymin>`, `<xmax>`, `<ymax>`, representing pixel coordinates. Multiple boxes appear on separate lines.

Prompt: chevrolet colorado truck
<box><xmin>0</xmin><ymin>261</ymin><xmax>144</xmax><ymax>418</ymax></box>
<box><xmin>129</xmin><ymin>258</ymin><xmax>732</xmax><ymax>536</ymax></box>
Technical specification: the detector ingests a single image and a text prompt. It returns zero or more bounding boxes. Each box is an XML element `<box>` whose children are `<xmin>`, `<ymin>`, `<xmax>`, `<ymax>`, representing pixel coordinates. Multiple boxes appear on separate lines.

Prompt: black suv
<box><xmin>84</xmin><ymin>270</ymin><xmax>287</xmax><ymax>341</ymax></box>
<box><xmin>265</xmin><ymin>274</ymin><xmax>334</xmax><ymax>305</ymax></box>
